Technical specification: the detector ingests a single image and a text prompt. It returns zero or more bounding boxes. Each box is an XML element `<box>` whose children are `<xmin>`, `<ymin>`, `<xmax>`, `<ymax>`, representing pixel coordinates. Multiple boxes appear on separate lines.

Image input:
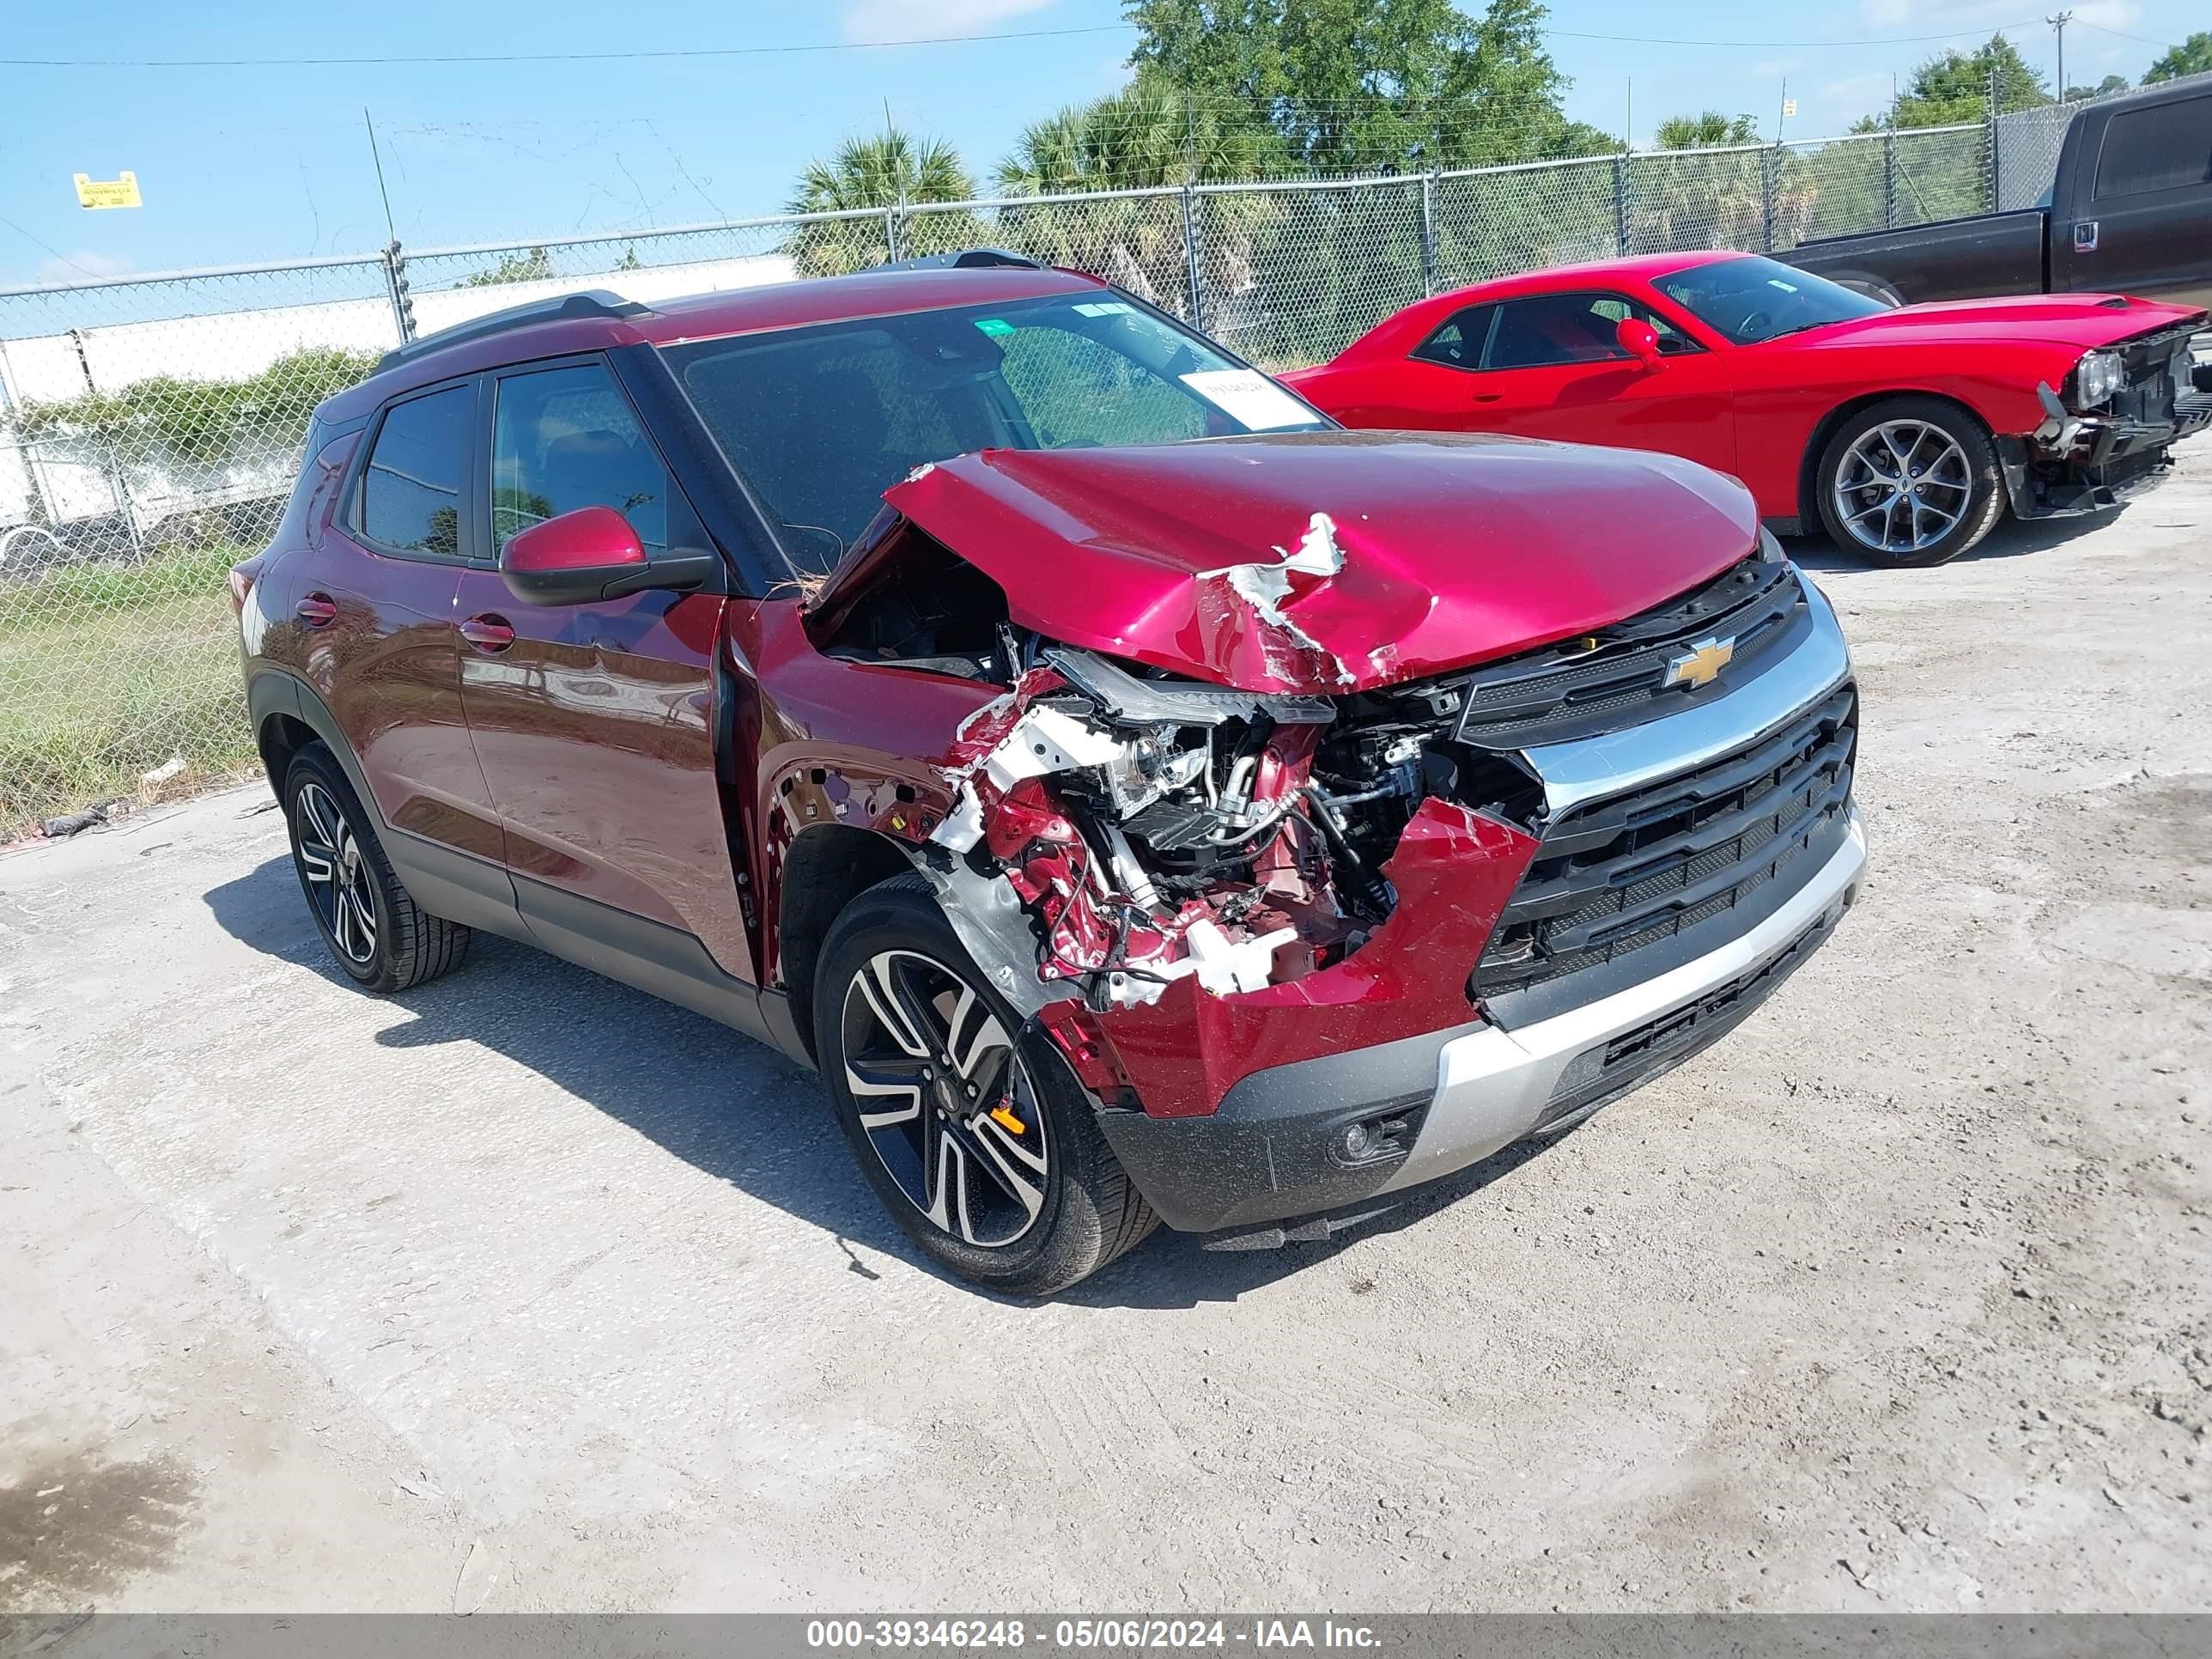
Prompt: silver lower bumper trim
<box><xmin>1379</xmin><ymin>810</ymin><xmax>1866</xmax><ymax>1195</ymax></box>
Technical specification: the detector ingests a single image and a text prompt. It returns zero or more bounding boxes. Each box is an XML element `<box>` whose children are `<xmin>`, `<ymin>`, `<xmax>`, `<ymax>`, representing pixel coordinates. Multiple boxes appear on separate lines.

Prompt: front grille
<box><xmin>1476</xmin><ymin>686</ymin><xmax>1856</xmax><ymax>1000</ymax></box>
<box><xmin>1446</xmin><ymin>551</ymin><xmax>1805</xmax><ymax>748</ymax></box>
<box><xmin>2109</xmin><ymin>321</ymin><xmax>2197</xmax><ymax>428</ymax></box>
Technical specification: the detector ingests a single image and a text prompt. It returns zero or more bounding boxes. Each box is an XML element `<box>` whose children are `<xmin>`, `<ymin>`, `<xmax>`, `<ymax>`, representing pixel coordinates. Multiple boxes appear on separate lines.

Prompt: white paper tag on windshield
<box><xmin>1180</xmin><ymin>368</ymin><xmax>1315</xmax><ymax>431</ymax></box>
<box><xmin>1073</xmin><ymin>301</ymin><xmax>1135</xmax><ymax>317</ymax></box>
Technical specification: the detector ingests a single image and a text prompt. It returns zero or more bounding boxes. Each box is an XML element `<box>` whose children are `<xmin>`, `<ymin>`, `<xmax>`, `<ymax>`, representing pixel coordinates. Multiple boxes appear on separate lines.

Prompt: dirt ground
<box><xmin>3</xmin><ymin>436</ymin><xmax>2208</xmax><ymax>1616</ymax></box>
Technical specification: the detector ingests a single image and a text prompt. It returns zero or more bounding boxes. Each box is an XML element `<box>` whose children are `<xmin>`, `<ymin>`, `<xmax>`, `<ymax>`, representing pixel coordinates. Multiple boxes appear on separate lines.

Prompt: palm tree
<box><xmin>1627</xmin><ymin>111</ymin><xmax>1765</xmax><ymax>256</ymax></box>
<box><xmin>995</xmin><ymin>82</ymin><xmax>1278</xmax><ymax>194</ymax></box>
<box><xmin>784</xmin><ymin>130</ymin><xmax>979</xmax><ymax>276</ymax></box>
<box><xmin>992</xmin><ymin>82</ymin><xmax>1281</xmax><ymax>315</ymax></box>
<box><xmin>1654</xmin><ymin>112</ymin><xmax>1761</xmax><ymax>150</ymax></box>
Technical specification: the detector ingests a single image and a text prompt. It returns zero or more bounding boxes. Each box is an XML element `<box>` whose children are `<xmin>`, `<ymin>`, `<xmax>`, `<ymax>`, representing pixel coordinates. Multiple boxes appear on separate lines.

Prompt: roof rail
<box><xmin>374</xmin><ymin>289</ymin><xmax>654</xmax><ymax>372</ymax></box>
<box><xmin>875</xmin><ymin>248</ymin><xmax>1044</xmax><ymax>274</ymax></box>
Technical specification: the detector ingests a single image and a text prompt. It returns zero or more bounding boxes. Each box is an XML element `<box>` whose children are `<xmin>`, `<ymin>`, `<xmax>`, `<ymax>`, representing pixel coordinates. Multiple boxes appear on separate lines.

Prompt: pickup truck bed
<box><xmin>1788</xmin><ymin>209</ymin><xmax>2050</xmax><ymax>307</ymax></box>
<box><xmin>1784</xmin><ymin>78</ymin><xmax>2212</xmax><ymax>313</ymax></box>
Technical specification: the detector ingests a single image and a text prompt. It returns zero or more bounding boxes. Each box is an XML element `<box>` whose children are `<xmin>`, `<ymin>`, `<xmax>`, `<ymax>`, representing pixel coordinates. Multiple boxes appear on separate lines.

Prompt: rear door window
<box><xmin>1485</xmin><ymin>293</ymin><xmax>1689</xmax><ymax>369</ymax></box>
<box><xmin>359</xmin><ymin>385</ymin><xmax>473</xmax><ymax>558</ymax></box>
<box><xmin>2094</xmin><ymin>99</ymin><xmax>2212</xmax><ymax>198</ymax></box>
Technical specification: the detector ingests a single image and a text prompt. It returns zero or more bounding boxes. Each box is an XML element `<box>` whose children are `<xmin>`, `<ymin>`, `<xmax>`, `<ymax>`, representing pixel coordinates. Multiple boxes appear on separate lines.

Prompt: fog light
<box><xmin>1328</xmin><ymin>1099</ymin><xmax>1428</xmax><ymax>1167</ymax></box>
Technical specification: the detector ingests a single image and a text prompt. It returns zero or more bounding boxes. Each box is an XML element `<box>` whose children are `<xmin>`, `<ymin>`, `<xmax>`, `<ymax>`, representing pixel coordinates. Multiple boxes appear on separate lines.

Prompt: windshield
<box><xmin>661</xmin><ymin>292</ymin><xmax>1331</xmax><ymax>575</ymax></box>
<box><xmin>1655</xmin><ymin>255</ymin><xmax>1888</xmax><ymax>344</ymax></box>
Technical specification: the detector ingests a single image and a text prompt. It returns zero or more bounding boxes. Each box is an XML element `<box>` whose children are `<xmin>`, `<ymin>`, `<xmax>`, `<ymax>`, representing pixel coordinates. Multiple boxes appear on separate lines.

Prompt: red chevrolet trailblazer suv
<box><xmin>234</xmin><ymin>252</ymin><xmax>1866</xmax><ymax>1293</ymax></box>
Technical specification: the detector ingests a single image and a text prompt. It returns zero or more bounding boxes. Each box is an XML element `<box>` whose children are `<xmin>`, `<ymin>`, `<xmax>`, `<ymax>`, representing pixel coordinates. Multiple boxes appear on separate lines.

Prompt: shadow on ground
<box><xmin>1784</xmin><ymin>498</ymin><xmax>2128</xmax><ymax>574</ymax></box>
<box><xmin>203</xmin><ymin>854</ymin><xmax>1559</xmax><ymax>1310</ymax></box>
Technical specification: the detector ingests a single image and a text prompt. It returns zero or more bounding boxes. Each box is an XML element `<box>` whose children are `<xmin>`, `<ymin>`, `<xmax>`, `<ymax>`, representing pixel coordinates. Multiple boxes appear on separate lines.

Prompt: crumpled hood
<box><xmin>860</xmin><ymin>431</ymin><xmax>1760</xmax><ymax>694</ymax></box>
<box><xmin>1792</xmin><ymin>291</ymin><xmax>2206</xmax><ymax>353</ymax></box>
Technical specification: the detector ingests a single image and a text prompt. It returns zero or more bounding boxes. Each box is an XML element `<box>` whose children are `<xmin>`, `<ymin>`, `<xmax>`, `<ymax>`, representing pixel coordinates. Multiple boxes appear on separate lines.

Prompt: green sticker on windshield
<box><xmin>975</xmin><ymin>318</ymin><xmax>1016</xmax><ymax>337</ymax></box>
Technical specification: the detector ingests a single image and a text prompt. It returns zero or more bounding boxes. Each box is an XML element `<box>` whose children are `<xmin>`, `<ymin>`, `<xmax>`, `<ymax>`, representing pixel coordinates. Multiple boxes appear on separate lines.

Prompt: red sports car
<box><xmin>1282</xmin><ymin>251</ymin><xmax>2209</xmax><ymax>566</ymax></box>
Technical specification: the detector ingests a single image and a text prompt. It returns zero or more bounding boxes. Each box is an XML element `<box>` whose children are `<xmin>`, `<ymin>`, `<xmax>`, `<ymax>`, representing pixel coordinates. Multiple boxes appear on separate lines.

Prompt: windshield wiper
<box><xmin>1758</xmin><ymin>319</ymin><xmax>1844</xmax><ymax>342</ymax></box>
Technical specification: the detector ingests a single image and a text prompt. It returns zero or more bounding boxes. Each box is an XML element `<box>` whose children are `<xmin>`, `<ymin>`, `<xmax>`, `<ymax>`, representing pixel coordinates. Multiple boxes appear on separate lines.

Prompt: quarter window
<box><xmin>490</xmin><ymin>362</ymin><xmax>670</xmax><ymax>553</ymax></box>
<box><xmin>1410</xmin><ymin>304</ymin><xmax>1497</xmax><ymax>368</ymax></box>
<box><xmin>359</xmin><ymin>386</ymin><xmax>471</xmax><ymax>558</ymax></box>
<box><xmin>2094</xmin><ymin>99</ymin><xmax>2212</xmax><ymax>199</ymax></box>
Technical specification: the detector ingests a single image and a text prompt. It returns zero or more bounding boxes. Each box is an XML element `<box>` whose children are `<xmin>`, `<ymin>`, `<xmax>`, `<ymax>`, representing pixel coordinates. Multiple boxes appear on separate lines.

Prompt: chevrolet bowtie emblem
<box><xmin>1664</xmin><ymin>635</ymin><xmax>1735</xmax><ymax>690</ymax></box>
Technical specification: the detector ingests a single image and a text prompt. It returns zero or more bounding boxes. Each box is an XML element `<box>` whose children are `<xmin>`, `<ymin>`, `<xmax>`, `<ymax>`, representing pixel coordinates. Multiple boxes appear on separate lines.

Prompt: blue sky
<box><xmin>0</xmin><ymin>0</ymin><xmax>2196</xmax><ymax>286</ymax></box>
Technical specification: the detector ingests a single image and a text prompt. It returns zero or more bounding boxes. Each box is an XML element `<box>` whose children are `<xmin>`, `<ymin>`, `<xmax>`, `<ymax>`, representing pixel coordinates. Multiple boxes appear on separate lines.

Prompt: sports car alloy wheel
<box><xmin>840</xmin><ymin>949</ymin><xmax>1048</xmax><ymax>1248</ymax></box>
<box><xmin>1831</xmin><ymin>419</ymin><xmax>1973</xmax><ymax>556</ymax></box>
<box><xmin>294</xmin><ymin>780</ymin><xmax>379</xmax><ymax>965</ymax></box>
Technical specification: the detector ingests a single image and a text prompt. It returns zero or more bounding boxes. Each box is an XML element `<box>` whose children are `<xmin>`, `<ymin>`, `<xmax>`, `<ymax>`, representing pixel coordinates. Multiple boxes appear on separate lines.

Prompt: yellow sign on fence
<box><xmin>73</xmin><ymin>171</ymin><xmax>142</xmax><ymax>210</ymax></box>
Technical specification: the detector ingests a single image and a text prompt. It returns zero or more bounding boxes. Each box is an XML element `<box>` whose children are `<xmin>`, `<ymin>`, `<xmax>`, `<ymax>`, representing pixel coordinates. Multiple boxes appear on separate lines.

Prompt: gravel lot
<box><xmin>3</xmin><ymin>436</ymin><xmax>2209</xmax><ymax>1615</ymax></box>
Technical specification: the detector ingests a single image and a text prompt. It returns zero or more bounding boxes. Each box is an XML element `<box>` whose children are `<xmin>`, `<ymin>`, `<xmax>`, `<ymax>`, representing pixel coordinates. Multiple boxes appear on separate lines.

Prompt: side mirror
<box><xmin>500</xmin><ymin>505</ymin><xmax>718</xmax><ymax>605</ymax></box>
<box><xmin>1615</xmin><ymin>317</ymin><xmax>1663</xmax><ymax>369</ymax></box>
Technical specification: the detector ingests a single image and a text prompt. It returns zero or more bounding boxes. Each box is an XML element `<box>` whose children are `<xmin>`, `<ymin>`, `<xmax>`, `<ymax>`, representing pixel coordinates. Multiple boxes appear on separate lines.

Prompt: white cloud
<box><xmin>840</xmin><ymin>0</ymin><xmax>1055</xmax><ymax>46</ymax></box>
<box><xmin>2070</xmin><ymin>1</ymin><xmax>2142</xmax><ymax>30</ymax></box>
<box><xmin>1819</xmin><ymin>72</ymin><xmax>1894</xmax><ymax>108</ymax></box>
<box><xmin>34</xmin><ymin>251</ymin><xmax>133</xmax><ymax>283</ymax></box>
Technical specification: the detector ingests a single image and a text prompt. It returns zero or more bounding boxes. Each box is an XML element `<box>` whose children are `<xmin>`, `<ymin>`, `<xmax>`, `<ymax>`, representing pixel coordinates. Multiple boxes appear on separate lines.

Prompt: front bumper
<box><xmin>2003</xmin><ymin>385</ymin><xmax>2212</xmax><ymax>522</ymax></box>
<box><xmin>1098</xmin><ymin>812</ymin><xmax>1863</xmax><ymax>1237</ymax></box>
<box><xmin>1097</xmin><ymin>572</ymin><xmax>1867</xmax><ymax>1238</ymax></box>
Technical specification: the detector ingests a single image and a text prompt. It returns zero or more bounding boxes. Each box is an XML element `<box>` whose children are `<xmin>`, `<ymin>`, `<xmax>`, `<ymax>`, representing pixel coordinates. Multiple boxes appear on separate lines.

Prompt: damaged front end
<box><xmin>918</xmin><ymin>642</ymin><xmax>1545</xmax><ymax>1126</ymax></box>
<box><xmin>2008</xmin><ymin>320</ymin><xmax>2212</xmax><ymax>519</ymax></box>
<box><xmin>801</xmin><ymin>441</ymin><xmax>1865</xmax><ymax>1238</ymax></box>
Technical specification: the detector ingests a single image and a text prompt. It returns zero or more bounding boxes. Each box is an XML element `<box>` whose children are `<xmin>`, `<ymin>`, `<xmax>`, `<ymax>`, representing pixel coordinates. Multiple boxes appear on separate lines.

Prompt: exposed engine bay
<box><xmin>917</xmin><ymin>639</ymin><xmax>1538</xmax><ymax>1014</ymax></box>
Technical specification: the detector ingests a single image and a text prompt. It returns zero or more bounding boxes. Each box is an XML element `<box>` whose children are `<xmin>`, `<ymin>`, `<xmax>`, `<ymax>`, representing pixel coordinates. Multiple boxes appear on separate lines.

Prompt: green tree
<box><xmin>2064</xmin><ymin>74</ymin><xmax>2130</xmax><ymax>100</ymax></box>
<box><xmin>1654</xmin><ymin>111</ymin><xmax>1759</xmax><ymax>149</ymax></box>
<box><xmin>787</xmin><ymin>130</ymin><xmax>974</xmax><ymax>213</ymax></box>
<box><xmin>1125</xmin><ymin>0</ymin><xmax>1581</xmax><ymax>171</ymax></box>
<box><xmin>995</xmin><ymin>77</ymin><xmax>1281</xmax><ymax>191</ymax></box>
<box><xmin>2142</xmin><ymin>32</ymin><xmax>2212</xmax><ymax>84</ymax></box>
<box><xmin>459</xmin><ymin>247</ymin><xmax>554</xmax><ymax>287</ymax></box>
<box><xmin>1854</xmin><ymin>33</ymin><xmax>2051</xmax><ymax>130</ymax></box>
<box><xmin>1637</xmin><ymin>113</ymin><xmax>1766</xmax><ymax>254</ymax></box>
<box><xmin>992</xmin><ymin>79</ymin><xmax>1283</xmax><ymax>316</ymax></box>
<box><xmin>1546</xmin><ymin>119</ymin><xmax>1622</xmax><ymax>158</ymax></box>
<box><xmin>15</xmin><ymin>346</ymin><xmax>383</xmax><ymax>469</ymax></box>
<box><xmin>784</xmin><ymin>129</ymin><xmax>980</xmax><ymax>276</ymax></box>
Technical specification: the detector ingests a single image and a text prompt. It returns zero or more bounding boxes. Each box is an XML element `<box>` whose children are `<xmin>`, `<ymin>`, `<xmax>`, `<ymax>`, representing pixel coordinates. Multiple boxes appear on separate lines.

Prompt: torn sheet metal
<box><xmin>1085</xmin><ymin>800</ymin><xmax>1541</xmax><ymax>1119</ymax></box>
<box><xmin>871</xmin><ymin>435</ymin><xmax>1760</xmax><ymax>695</ymax></box>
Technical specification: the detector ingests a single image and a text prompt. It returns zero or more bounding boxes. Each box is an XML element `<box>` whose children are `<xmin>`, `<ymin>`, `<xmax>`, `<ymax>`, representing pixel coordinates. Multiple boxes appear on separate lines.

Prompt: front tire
<box><xmin>1815</xmin><ymin>396</ymin><xmax>2004</xmax><ymax>567</ymax></box>
<box><xmin>283</xmin><ymin>744</ymin><xmax>470</xmax><ymax>993</ymax></box>
<box><xmin>816</xmin><ymin>872</ymin><xmax>1157</xmax><ymax>1295</ymax></box>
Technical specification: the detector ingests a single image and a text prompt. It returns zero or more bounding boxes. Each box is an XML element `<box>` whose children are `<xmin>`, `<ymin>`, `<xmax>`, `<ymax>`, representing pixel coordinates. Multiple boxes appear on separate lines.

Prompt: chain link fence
<box><xmin>0</xmin><ymin>117</ymin><xmax>2001</xmax><ymax>830</ymax></box>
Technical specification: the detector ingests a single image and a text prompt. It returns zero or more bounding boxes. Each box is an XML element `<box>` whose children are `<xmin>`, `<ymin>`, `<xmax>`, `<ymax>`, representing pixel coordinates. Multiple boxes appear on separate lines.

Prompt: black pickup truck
<box><xmin>1787</xmin><ymin>78</ymin><xmax>2212</xmax><ymax>315</ymax></box>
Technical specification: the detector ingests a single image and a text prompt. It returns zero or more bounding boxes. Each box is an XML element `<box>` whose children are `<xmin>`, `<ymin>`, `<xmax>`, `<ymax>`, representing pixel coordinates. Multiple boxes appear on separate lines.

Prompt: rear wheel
<box><xmin>1815</xmin><ymin>396</ymin><xmax>2004</xmax><ymax>568</ymax></box>
<box><xmin>283</xmin><ymin>744</ymin><xmax>470</xmax><ymax>993</ymax></box>
<box><xmin>816</xmin><ymin>872</ymin><xmax>1157</xmax><ymax>1294</ymax></box>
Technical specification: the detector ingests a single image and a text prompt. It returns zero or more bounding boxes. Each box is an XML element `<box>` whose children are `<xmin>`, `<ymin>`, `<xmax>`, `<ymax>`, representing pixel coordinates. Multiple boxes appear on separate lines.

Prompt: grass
<box><xmin>0</xmin><ymin>544</ymin><xmax>259</xmax><ymax>834</ymax></box>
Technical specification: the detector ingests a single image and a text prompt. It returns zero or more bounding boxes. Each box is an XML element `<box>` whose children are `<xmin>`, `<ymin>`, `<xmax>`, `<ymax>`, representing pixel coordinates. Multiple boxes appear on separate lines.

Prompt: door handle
<box><xmin>459</xmin><ymin>615</ymin><xmax>515</xmax><ymax>653</ymax></box>
<box><xmin>1472</xmin><ymin>392</ymin><xmax>1504</xmax><ymax>404</ymax></box>
<box><xmin>295</xmin><ymin>592</ymin><xmax>337</xmax><ymax>627</ymax></box>
<box><xmin>2074</xmin><ymin>220</ymin><xmax>2099</xmax><ymax>252</ymax></box>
